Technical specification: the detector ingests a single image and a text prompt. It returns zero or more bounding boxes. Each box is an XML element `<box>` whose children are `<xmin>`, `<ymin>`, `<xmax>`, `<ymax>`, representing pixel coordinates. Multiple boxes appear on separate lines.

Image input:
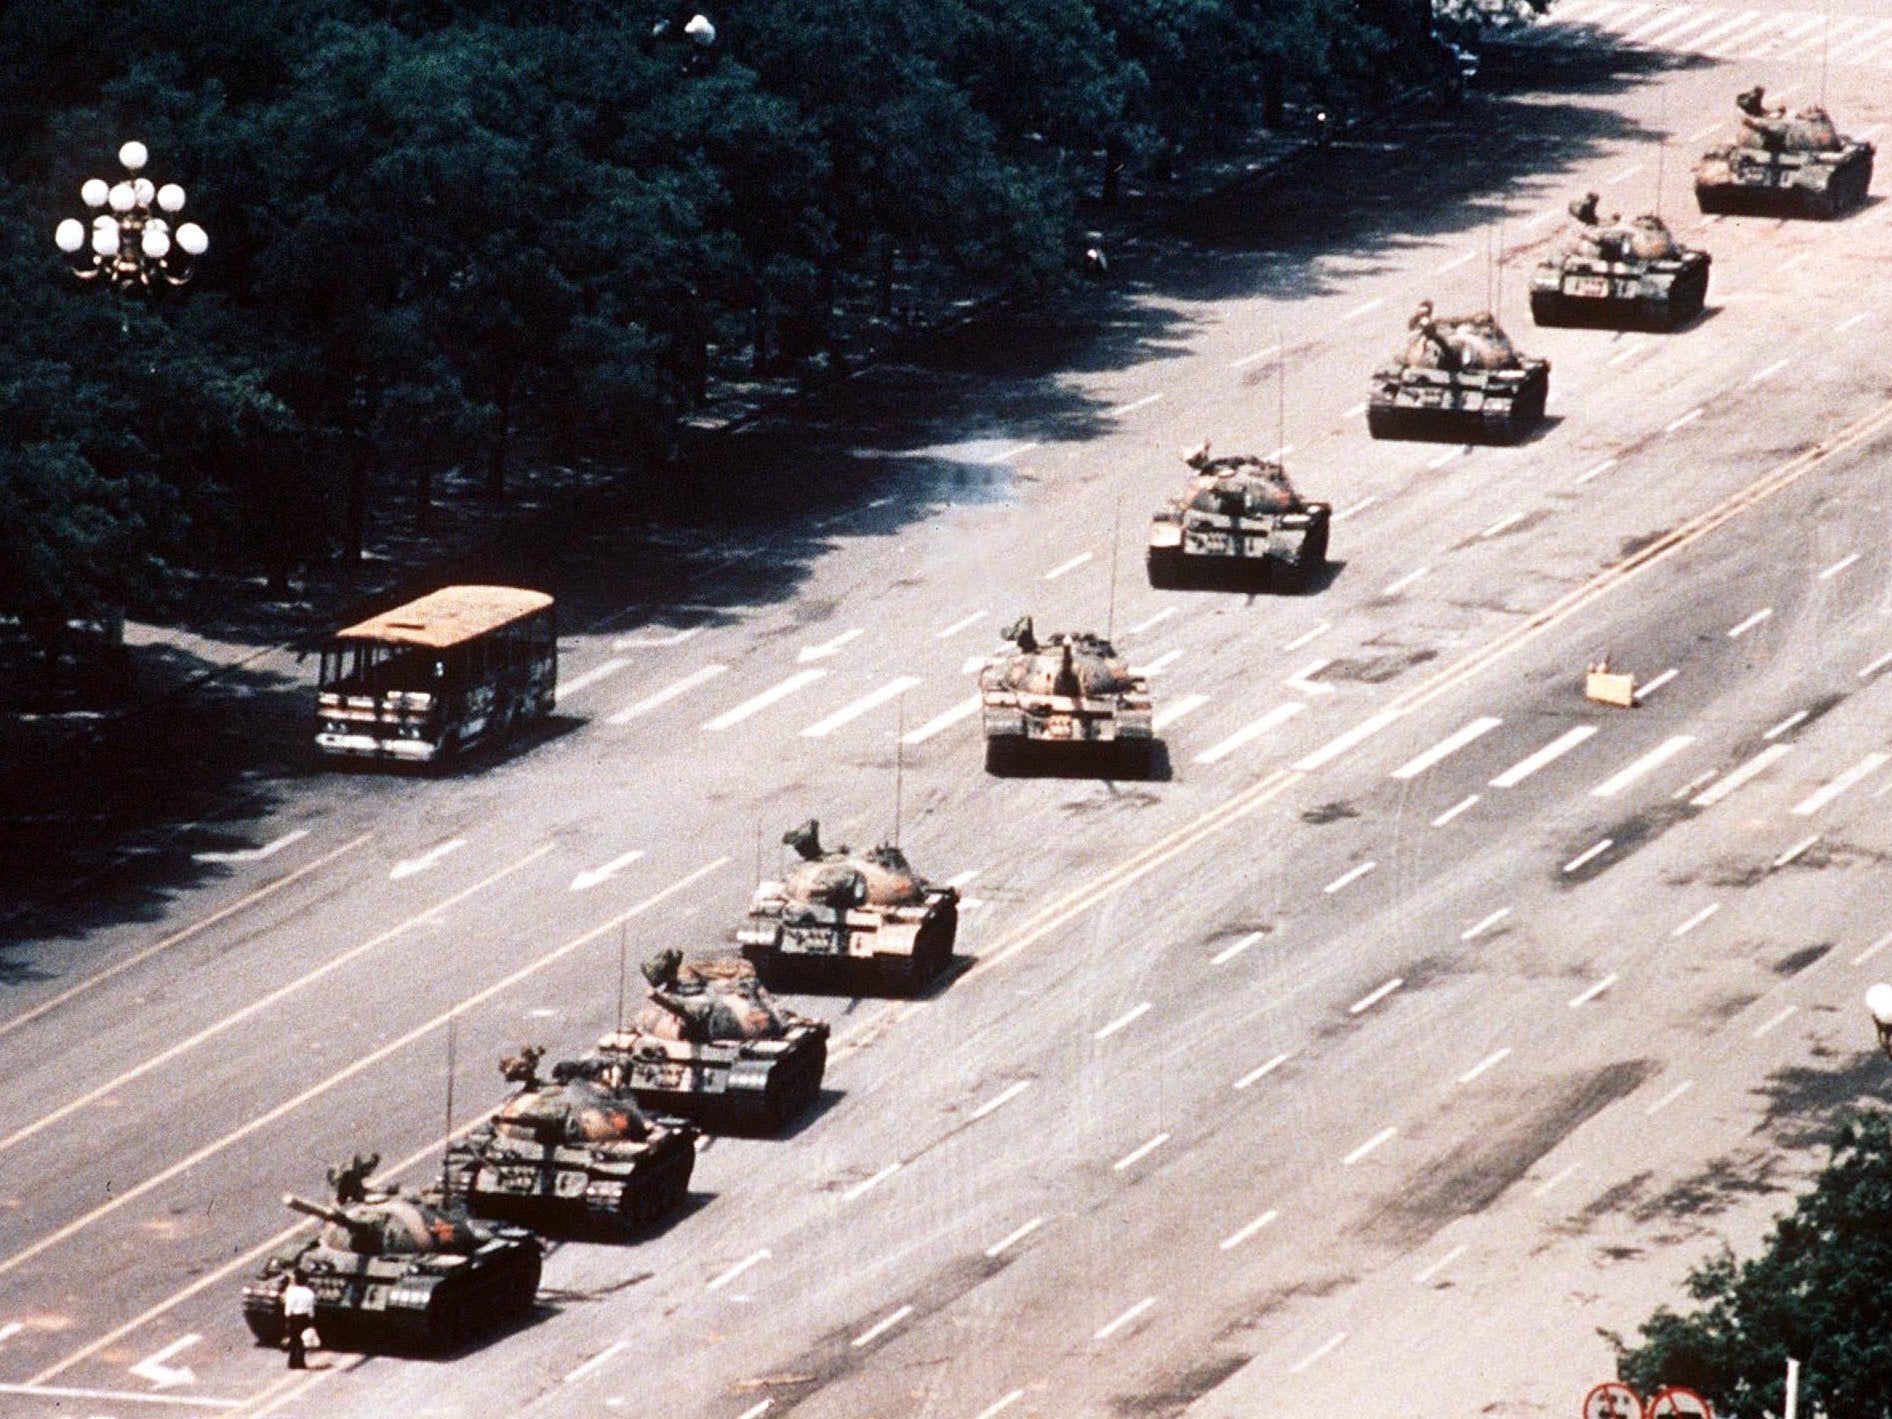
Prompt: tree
<box><xmin>1613</xmin><ymin>1110</ymin><xmax>1892</xmax><ymax>1417</ymax></box>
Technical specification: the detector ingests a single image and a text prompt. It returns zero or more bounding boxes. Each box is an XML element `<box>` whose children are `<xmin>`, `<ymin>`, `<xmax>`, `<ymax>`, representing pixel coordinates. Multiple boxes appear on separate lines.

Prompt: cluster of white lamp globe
<box><xmin>53</xmin><ymin>141</ymin><xmax>207</xmax><ymax>287</ymax></box>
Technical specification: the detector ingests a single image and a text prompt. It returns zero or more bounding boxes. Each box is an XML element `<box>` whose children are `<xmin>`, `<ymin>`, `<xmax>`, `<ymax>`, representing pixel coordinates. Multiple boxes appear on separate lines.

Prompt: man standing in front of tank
<box><xmin>281</xmin><ymin>1276</ymin><xmax>317</xmax><ymax>1369</ymax></box>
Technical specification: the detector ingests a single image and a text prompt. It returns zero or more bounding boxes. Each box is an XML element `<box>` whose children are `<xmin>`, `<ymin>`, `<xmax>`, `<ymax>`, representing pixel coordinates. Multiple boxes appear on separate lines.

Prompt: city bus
<box><xmin>315</xmin><ymin>585</ymin><xmax>556</xmax><ymax>764</ymax></box>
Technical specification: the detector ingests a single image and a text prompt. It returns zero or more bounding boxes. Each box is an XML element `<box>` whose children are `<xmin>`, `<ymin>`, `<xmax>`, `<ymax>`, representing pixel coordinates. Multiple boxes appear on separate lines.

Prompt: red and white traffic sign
<box><xmin>1583</xmin><ymin>1381</ymin><xmax>1644</xmax><ymax>1419</ymax></box>
<box><xmin>1646</xmin><ymin>1387</ymin><xmax>1713</xmax><ymax>1418</ymax></box>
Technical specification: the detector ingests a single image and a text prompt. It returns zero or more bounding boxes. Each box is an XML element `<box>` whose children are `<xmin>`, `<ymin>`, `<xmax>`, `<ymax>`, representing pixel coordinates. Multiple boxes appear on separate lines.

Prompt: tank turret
<box><xmin>1366</xmin><ymin>302</ymin><xmax>1549</xmax><ymax>443</ymax></box>
<box><xmin>1147</xmin><ymin>441</ymin><xmax>1331</xmax><ymax>590</ymax></box>
<box><xmin>739</xmin><ymin>821</ymin><xmax>959</xmax><ymax>993</ymax></box>
<box><xmin>241</xmin><ymin>1155</ymin><xmax>541</xmax><ymax>1353</ymax></box>
<box><xmin>1695</xmin><ymin>86</ymin><xmax>1873</xmax><ymax>218</ymax></box>
<box><xmin>977</xmin><ymin>618</ymin><xmax>1155</xmax><ymax>775</ymax></box>
<box><xmin>1530</xmin><ymin>194</ymin><xmax>1711</xmax><ymax>330</ymax></box>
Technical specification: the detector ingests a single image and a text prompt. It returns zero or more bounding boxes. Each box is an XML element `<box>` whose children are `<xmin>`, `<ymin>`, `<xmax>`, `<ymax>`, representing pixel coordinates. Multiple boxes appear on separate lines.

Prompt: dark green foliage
<box><xmin>1615</xmin><ymin>1110</ymin><xmax>1892</xmax><ymax>1417</ymax></box>
<box><xmin>0</xmin><ymin>0</ymin><xmax>1465</xmax><ymax>632</ymax></box>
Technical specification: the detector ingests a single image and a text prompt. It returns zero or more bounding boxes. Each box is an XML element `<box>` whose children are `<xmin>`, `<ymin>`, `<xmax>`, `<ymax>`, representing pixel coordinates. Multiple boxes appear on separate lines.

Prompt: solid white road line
<box><xmin>1819</xmin><ymin>552</ymin><xmax>1861</xmax><ymax>580</ymax></box>
<box><xmin>736</xmin><ymin>1402</ymin><xmax>773</xmax><ymax>1419</ymax></box>
<box><xmin>1458</xmin><ymin>1048</ymin><xmax>1512</xmax><ymax>1084</ymax></box>
<box><xmin>1349</xmin><ymin>978</ymin><xmax>1403</xmax><ymax>1014</ymax></box>
<box><xmin>975</xmin><ymin>1391</ymin><xmax>1026</xmax><ymax>1419</ymax></box>
<box><xmin>852</xmin><ymin>1305</ymin><xmax>914</xmax><ymax>1348</ymax></box>
<box><xmin>1461</xmin><ymin>908</ymin><xmax>1510</xmax><ymax>941</ymax></box>
<box><xmin>944</xmin><ymin>869</ymin><xmax>982</xmax><ymax>888</ymax></box>
<box><xmin>1692</xmin><ymin>744</ymin><xmax>1792</xmax><ymax>807</ymax></box>
<box><xmin>1591</xmin><ymin>735</ymin><xmax>1694</xmax><ymax>797</ymax></box>
<box><xmin>0</xmin><ymin>1384</ymin><xmax>243</xmax><ymax>1409</ymax></box>
<box><xmin>1672</xmin><ymin>770</ymin><xmax>1718</xmax><ymax>801</ymax></box>
<box><xmin>936</xmin><ymin>611</ymin><xmax>987</xmax><ymax>638</ymax></box>
<box><xmin>1230</xmin><ymin>343</ymin><xmax>1281</xmax><ymax>370</ymax></box>
<box><xmin>1854</xmin><ymin>933</ymin><xmax>1892</xmax><ymax>967</ymax></box>
<box><xmin>1218</xmin><ymin>1210</ymin><xmax>1279</xmax><ymax>1250</ymax></box>
<box><xmin>1636</xmin><ymin>668</ymin><xmax>1678</xmax><ymax>699</ymax></box>
<box><xmin>1727</xmin><ymin>607</ymin><xmax>1773</xmax><ymax>638</ymax></box>
<box><xmin>1391</xmin><ymin>717</ymin><xmax>1502</xmax><ymax>780</ymax></box>
<box><xmin>1433</xmin><ymin>248</ymin><xmax>1477</xmax><ymax>275</ymax></box>
<box><xmin>1645</xmin><ymin>1080</ymin><xmax>1693</xmax><ymax>1116</ymax></box>
<box><xmin>1333</xmin><ymin>495</ymin><xmax>1379</xmax><ymax>521</ymax></box>
<box><xmin>1793</xmin><ymin>753</ymin><xmax>1890</xmax><ymax>815</ymax></box>
<box><xmin>1754</xmin><ymin>1006</ymin><xmax>1797</xmax><ymax>1039</ymax></box>
<box><xmin>1343</xmin><ymin>1128</ymin><xmax>1396</xmax><ymax>1165</ymax></box>
<box><xmin>971</xmin><ymin>1081</ymin><xmax>1031</xmax><ymax>1120</ymax></box>
<box><xmin>1427</xmin><ymin>446</ymin><xmax>1468</xmax><ymax>470</ymax></box>
<box><xmin>612</xmin><ymin>624</ymin><xmax>703</xmax><ymax>650</ymax></box>
<box><xmin>1432</xmin><ymin>794</ymin><xmax>1479</xmax><ymax>826</ymax></box>
<box><xmin>1569</xmin><ymin>974</ymin><xmax>1618</xmax><ymax>1007</ymax></box>
<box><xmin>1480</xmin><ymin>511</ymin><xmax>1526</xmax><ymax>539</ymax></box>
<box><xmin>1281</xmin><ymin>622</ymin><xmax>1331</xmax><ymax>652</ymax></box>
<box><xmin>842</xmin><ymin>1163</ymin><xmax>901</xmax><ymax>1202</ymax></box>
<box><xmin>1343</xmin><ymin>401</ymin><xmax>1368</xmax><ymax>418</ymax></box>
<box><xmin>1381</xmin><ymin>566</ymin><xmax>1430</xmax><ymax>596</ymax></box>
<box><xmin>1290</xmin><ymin>1333</ymin><xmax>1349</xmax><ymax>1375</ymax></box>
<box><xmin>982</xmin><ymin>442</ymin><xmax>1039</xmax><ymax>464</ymax></box>
<box><xmin>703</xmin><ymin>669</ymin><xmax>828</xmax><ymax>731</ymax></box>
<box><xmin>1664</xmin><ymin>407</ymin><xmax>1704</xmax><ymax>433</ymax></box>
<box><xmin>1043</xmin><ymin>551</ymin><xmax>1095</xmax><ymax>580</ymax></box>
<box><xmin>389</xmin><ymin>839</ymin><xmax>466</xmax><ymax>880</ymax></box>
<box><xmin>557</xmin><ymin>657</ymin><xmax>630</xmax><ymax>697</ymax></box>
<box><xmin>192</xmin><ymin>829</ymin><xmax>311</xmax><ymax>866</ymax></box>
<box><xmin>1490</xmin><ymin>725</ymin><xmax>1597</xmax><ymax>787</ymax></box>
<box><xmin>1294</xmin><ymin>708</ymin><xmax>1402</xmax><ymax>773</ymax></box>
<box><xmin>800</xmin><ymin>675</ymin><xmax>921</xmax><ymax>737</ymax></box>
<box><xmin>1195</xmin><ymin>703</ymin><xmax>1305</xmax><ymax>765</ymax></box>
<box><xmin>608</xmin><ymin>664</ymin><xmax>728</xmax><ymax>723</ymax></box>
<box><xmin>1095</xmin><ymin>1002</ymin><xmax>1152</xmax><ymax>1040</ymax></box>
<box><xmin>1685</xmin><ymin>121</ymin><xmax>1721</xmax><ymax>142</ymax></box>
<box><xmin>1114</xmin><ymin>1133</ymin><xmax>1171</xmax><ymax>1171</ymax></box>
<box><xmin>0</xmin><ymin>1324</ymin><xmax>20</xmax><ymax>1347</ymax></box>
<box><xmin>1671</xmin><ymin>903</ymin><xmax>1720</xmax><ymax>937</ymax></box>
<box><xmin>564</xmin><ymin>1341</ymin><xmax>629</xmax><ymax>1385</ymax></box>
<box><xmin>1212</xmin><ymin>932</ymin><xmax>1266</xmax><ymax>965</ymax></box>
<box><xmin>1607</xmin><ymin>341</ymin><xmax>1650</xmax><ymax>368</ymax></box>
<box><xmin>1234</xmin><ymin>1053</ymin><xmax>1294</xmax><ymax>1090</ymax></box>
<box><xmin>1110</xmin><ymin>393</ymin><xmax>1164</xmax><ymax>416</ymax></box>
<box><xmin>1323</xmin><ymin>861</ymin><xmax>1376</xmax><ymax>894</ymax></box>
<box><xmin>1575</xmin><ymin>458</ymin><xmax>1618</xmax><ymax>484</ymax></box>
<box><xmin>1746</xmin><ymin>357</ymin><xmax>1791</xmax><ymax>386</ymax></box>
<box><xmin>1764</xmin><ymin>711</ymin><xmax>1808</xmax><ymax>740</ymax></box>
<box><xmin>902</xmin><ymin>695</ymin><xmax>981</xmax><ymax>745</ymax></box>
<box><xmin>1152</xmin><ymin>694</ymin><xmax>1209</xmax><ymax>732</ymax></box>
<box><xmin>1606</xmin><ymin>161</ymin><xmax>1644</xmax><ymax>185</ymax></box>
<box><xmin>1413</xmin><ymin>1244</ymin><xmax>1467</xmax><ymax>1284</ymax></box>
<box><xmin>1773</xmin><ymin>835</ymin><xmax>1819</xmax><ymax>868</ymax></box>
<box><xmin>706</xmin><ymin>1249</ymin><xmax>772</xmax><ymax>1291</ymax></box>
<box><xmin>1094</xmin><ymin>1298</ymin><xmax>1157</xmax><ymax>1342</ymax></box>
<box><xmin>1343</xmin><ymin>297</ymin><xmax>1385</xmax><ymax>322</ymax></box>
<box><xmin>985</xmin><ymin>1217</ymin><xmax>1044</xmax><ymax>1257</ymax></box>
<box><xmin>1536</xmin><ymin>1163</ymin><xmax>1580</xmax><ymax>1196</ymax></box>
<box><xmin>1563</xmin><ymin>838</ymin><xmax>1613</xmax><ymax>873</ymax></box>
<box><xmin>1837</xmin><ymin>311</ymin><xmax>1872</xmax><ymax>332</ymax></box>
<box><xmin>1128</xmin><ymin>607</ymin><xmax>1177</xmax><ymax>635</ymax></box>
<box><xmin>1857</xmin><ymin>651</ymin><xmax>1892</xmax><ymax>679</ymax></box>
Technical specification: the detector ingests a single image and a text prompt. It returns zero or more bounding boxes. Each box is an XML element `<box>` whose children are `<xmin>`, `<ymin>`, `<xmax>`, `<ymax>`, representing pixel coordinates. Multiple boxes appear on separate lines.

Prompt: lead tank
<box><xmin>1695</xmin><ymin>85</ymin><xmax>1873</xmax><ymax>218</ymax></box>
<box><xmin>1147</xmin><ymin>441</ymin><xmax>1331</xmax><ymax>590</ymax></box>
<box><xmin>583</xmin><ymin>950</ymin><xmax>828</xmax><ymax>1132</ymax></box>
<box><xmin>444</xmin><ymin>1046</ymin><xmax>697</xmax><ymax>1238</ymax></box>
<box><xmin>1530</xmin><ymin>194</ymin><xmax>1711</xmax><ymax>330</ymax></box>
<box><xmin>978</xmin><ymin>617</ymin><xmax>1155</xmax><ymax>775</ymax></box>
<box><xmin>1367</xmin><ymin>301</ymin><xmax>1549</xmax><ymax>444</ymax></box>
<box><xmin>739</xmin><ymin>820</ymin><xmax>958</xmax><ymax>994</ymax></box>
<box><xmin>241</xmin><ymin>1152</ymin><xmax>541</xmax><ymax>1353</ymax></box>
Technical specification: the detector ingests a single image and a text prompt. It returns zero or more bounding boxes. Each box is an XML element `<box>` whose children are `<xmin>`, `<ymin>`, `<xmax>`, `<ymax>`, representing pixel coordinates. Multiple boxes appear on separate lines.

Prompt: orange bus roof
<box><xmin>333</xmin><ymin>586</ymin><xmax>554</xmax><ymax>650</ymax></box>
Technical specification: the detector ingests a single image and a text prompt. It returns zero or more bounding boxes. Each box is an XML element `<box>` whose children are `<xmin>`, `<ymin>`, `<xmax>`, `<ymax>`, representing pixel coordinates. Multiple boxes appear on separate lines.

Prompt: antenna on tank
<box><xmin>1275</xmin><ymin>323</ymin><xmax>1287</xmax><ymax>459</ymax></box>
<box><xmin>1105</xmin><ymin>491</ymin><xmax>1124</xmax><ymax>643</ymax></box>
<box><xmin>615</xmin><ymin>922</ymin><xmax>629</xmax><ymax>1040</ymax></box>
<box><xmin>1820</xmin><ymin>0</ymin><xmax>1832</xmax><ymax>109</ymax></box>
<box><xmin>893</xmin><ymin>696</ymin><xmax>906</xmax><ymax>848</ymax></box>
<box><xmin>1654</xmin><ymin>87</ymin><xmax>1668</xmax><ymax>215</ymax></box>
<box><xmin>439</xmin><ymin>1010</ymin><xmax>458</xmax><ymax>1200</ymax></box>
<box><xmin>1493</xmin><ymin>215</ymin><xmax>1506</xmax><ymax>318</ymax></box>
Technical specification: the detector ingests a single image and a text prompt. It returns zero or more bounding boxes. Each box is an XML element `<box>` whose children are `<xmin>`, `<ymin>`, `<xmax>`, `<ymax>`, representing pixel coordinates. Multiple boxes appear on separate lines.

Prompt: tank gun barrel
<box><xmin>283</xmin><ymin>1192</ymin><xmax>353</xmax><ymax>1226</ymax></box>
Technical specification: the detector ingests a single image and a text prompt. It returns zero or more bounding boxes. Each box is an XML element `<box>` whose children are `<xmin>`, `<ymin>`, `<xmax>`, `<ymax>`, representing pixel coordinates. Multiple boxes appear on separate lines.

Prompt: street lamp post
<box><xmin>53</xmin><ymin>141</ymin><xmax>207</xmax><ymax>289</ymax></box>
<box><xmin>1867</xmin><ymin>983</ymin><xmax>1892</xmax><ymax>1060</ymax></box>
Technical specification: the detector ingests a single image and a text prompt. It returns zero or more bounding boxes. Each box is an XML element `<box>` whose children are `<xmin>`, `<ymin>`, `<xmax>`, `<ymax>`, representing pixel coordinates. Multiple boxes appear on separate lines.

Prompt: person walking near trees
<box><xmin>281</xmin><ymin>1277</ymin><xmax>317</xmax><ymax>1369</ymax></box>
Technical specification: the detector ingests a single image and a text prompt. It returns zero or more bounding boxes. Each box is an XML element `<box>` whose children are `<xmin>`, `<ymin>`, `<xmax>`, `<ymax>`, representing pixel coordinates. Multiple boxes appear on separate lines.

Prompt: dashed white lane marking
<box><xmin>1664</xmin><ymin>406</ymin><xmax>1704</xmax><ymax>433</ymax></box>
<box><xmin>1219</xmin><ymin>1209</ymin><xmax>1279</xmax><ymax>1250</ymax></box>
<box><xmin>1132</xmin><ymin>649</ymin><xmax>1183</xmax><ymax>676</ymax></box>
<box><xmin>982</xmin><ymin>442</ymin><xmax>1040</xmax><ymax>464</ymax></box>
<box><xmin>1490</xmin><ymin>725</ymin><xmax>1597</xmax><ymax>788</ymax></box>
<box><xmin>1460</xmin><ymin>908</ymin><xmax>1511</xmax><ymax>941</ymax></box>
<box><xmin>1727</xmin><ymin>606</ymin><xmax>1773</xmax><ymax>638</ymax></box>
<box><xmin>737</xmin><ymin>1401</ymin><xmax>774</xmax><ymax>1419</ymax></box>
<box><xmin>936</xmin><ymin>610</ymin><xmax>987</xmax><ymax>638</ymax></box>
<box><xmin>960</xmin><ymin>653</ymin><xmax>988</xmax><ymax>674</ymax></box>
<box><xmin>1433</xmin><ymin>248</ymin><xmax>1477</xmax><ymax>275</ymax></box>
<box><xmin>1672</xmin><ymin>769</ymin><xmax>1718</xmax><ymax>801</ymax></box>
<box><xmin>1427</xmin><ymin>446</ymin><xmax>1469</xmax><ymax>470</ymax></box>
<box><xmin>972</xmin><ymin>1080</ymin><xmax>1032</xmax><ymax>1120</ymax></box>
<box><xmin>564</xmin><ymin>1340</ymin><xmax>629</xmax><ymax>1385</ymax></box>
<box><xmin>1323</xmin><ymin>861</ymin><xmax>1376</xmax><ymax>894</ymax></box>
<box><xmin>1349</xmin><ymin>978</ymin><xmax>1403</xmax><ymax>1014</ymax></box>
<box><xmin>1575</xmin><ymin>457</ymin><xmax>1618</xmax><ymax>485</ymax></box>
<box><xmin>1268</xmin><ymin>443</ymin><xmax>1295</xmax><ymax>461</ymax></box>
<box><xmin>193</xmin><ymin>829</ymin><xmax>310</xmax><ymax>866</ymax></box>
<box><xmin>1645</xmin><ymin>1080</ymin><xmax>1694</xmax><ymax>1117</ymax></box>
<box><xmin>1536</xmin><ymin>1163</ymin><xmax>1580</xmax><ymax>1196</ymax></box>
<box><xmin>1413</xmin><ymin>1244</ymin><xmax>1468</xmax><ymax>1284</ymax></box>
<box><xmin>1212</xmin><ymin>932</ymin><xmax>1266</xmax><ymax>965</ymax></box>
<box><xmin>945</xmin><ymin>869</ymin><xmax>981</xmax><ymax>888</ymax></box>
<box><xmin>1819</xmin><ymin>552</ymin><xmax>1861</xmax><ymax>580</ymax></box>
<box><xmin>1746</xmin><ymin>356</ymin><xmax>1791</xmax><ymax>386</ymax></box>
<box><xmin>1671</xmin><ymin>903</ymin><xmax>1720</xmax><ymax>937</ymax></box>
<box><xmin>570</xmin><ymin>848</ymin><xmax>645</xmax><ymax>893</ymax></box>
<box><xmin>1095</xmin><ymin>1002</ymin><xmax>1153</xmax><ymax>1040</ymax></box>
<box><xmin>1195</xmin><ymin>702</ymin><xmax>1306</xmax><ymax>765</ymax></box>
<box><xmin>902</xmin><ymin>695</ymin><xmax>981</xmax><ymax>745</ymax></box>
<box><xmin>0</xmin><ymin>1323</ymin><xmax>20</xmax><ymax>1346</ymax></box>
<box><xmin>1128</xmin><ymin>607</ymin><xmax>1177</xmax><ymax>635</ymax></box>
<box><xmin>1793</xmin><ymin>752</ymin><xmax>1890</xmax><ymax>815</ymax></box>
<box><xmin>1520</xmin><ymin>206</ymin><xmax>1561</xmax><ymax>229</ymax></box>
<box><xmin>1230</xmin><ymin>343</ymin><xmax>1281</xmax><ymax>370</ymax></box>
<box><xmin>611</xmin><ymin>623</ymin><xmax>703</xmax><ymax>650</ymax></box>
<box><xmin>1569</xmin><ymin>973</ymin><xmax>1618</xmax><ymax>1008</ymax></box>
<box><xmin>1094</xmin><ymin>1297</ymin><xmax>1157</xmax><ymax>1342</ymax></box>
<box><xmin>1685</xmin><ymin>121</ymin><xmax>1721</xmax><ymax>142</ymax></box>
<box><xmin>1854</xmin><ymin>931</ymin><xmax>1892</xmax><ymax>966</ymax></box>
<box><xmin>1773</xmin><ymin>834</ymin><xmax>1820</xmax><ymax>868</ymax></box>
<box><xmin>1333</xmin><ymin>495</ymin><xmax>1379</xmax><ymax>521</ymax></box>
<box><xmin>1754</xmin><ymin>1005</ymin><xmax>1797</xmax><ymax>1039</ymax></box>
<box><xmin>608</xmin><ymin>664</ymin><xmax>729</xmax><ymax>723</ymax></box>
<box><xmin>1692</xmin><ymin>744</ymin><xmax>1792</xmax><ymax>807</ymax></box>
<box><xmin>707</xmin><ymin>1249</ymin><xmax>771</xmax><ymax>1291</ymax></box>
<box><xmin>1391</xmin><ymin>716</ymin><xmax>1502</xmax><ymax>780</ymax></box>
<box><xmin>985</xmin><ymin>1217</ymin><xmax>1045</xmax><ymax>1257</ymax></box>
<box><xmin>1458</xmin><ymin>1048</ymin><xmax>1512</xmax><ymax>1084</ymax></box>
<box><xmin>1343</xmin><ymin>1128</ymin><xmax>1396</xmax><ymax>1165</ymax></box>
<box><xmin>1591</xmin><ymin>735</ymin><xmax>1695</xmax><ymax>797</ymax></box>
<box><xmin>1044</xmin><ymin>551</ymin><xmax>1095</xmax><ymax>580</ymax></box>
<box><xmin>1432</xmin><ymin>794</ymin><xmax>1479</xmax><ymax>826</ymax></box>
<box><xmin>557</xmin><ymin>657</ymin><xmax>631</xmax><ymax>696</ymax></box>
<box><xmin>1294</xmin><ymin>708</ymin><xmax>1402</xmax><ymax>773</ymax></box>
<box><xmin>976</xmin><ymin>1391</ymin><xmax>1027</xmax><ymax>1419</ymax></box>
<box><xmin>389</xmin><ymin>839</ymin><xmax>467</xmax><ymax>881</ymax></box>
<box><xmin>1381</xmin><ymin>565</ymin><xmax>1430</xmax><ymax>596</ymax></box>
<box><xmin>1234</xmin><ymin>1053</ymin><xmax>1294</xmax><ymax>1090</ymax></box>
<box><xmin>1282</xmin><ymin>622</ymin><xmax>1331</xmax><ymax>652</ymax></box>
<box><xmin>1607</xmin><ymin>339</ymin><xmax>1650</xmax><ymax>366</ymax></box>
<box><xmin>1284</xmin><ymin>659</ymin><xmax>1334</xmax><ymax>695</ymax></box>
<box><xmin>799</xmin><ymin>628</ymin><xmax>863</xmax><ymax>663</ymax></box>
<box><xmin>1343</xmin><ymin>297</ymin><xmax>1386</xmax><ymax>322</ymax></box>
<box><xmin>1480</xmin><ymin>510</ymin><xmax>1526</xmax><ymax>538</ymax></box>
<box><xmin>1636</xmin><ymin>668</ymin><xmax>1678</xmax><ymax>699</ymax></box>
<box><xmin>1563</xmin><ymin>838</ymin><xmax>1613</xmax><ymax>873</ymax></box>
<box><xmin>841</xmin><ymin>1163</ymin><xmax>901</xmax><ymax>1202</ymax></box>
<box><xmin>1837</xmin><ymin>311</ymin><xmax>1873</xmax><ymax>332</ymax></box>
<box><xmin>1152</xmin><ymin>694</ymin><xmax>1209</xmax><ymax>732</ymax></box>
<box><xmin>1857</xmin><ymin>650</ymin><xmax>1892</xmax><ymax>679</ymax></box>
<box><xmin>852</xmin><ymin>1305</ymin><xmax>915</xmax><ymax>1348</ymax></box>
<box><xmin>1764</xmin><ymin>711</ymin><xmax>1808</xmax><ymax>740</ymax></box>
<box><xmin>1113</xmin><ymin>1133</ymin><xmax>1171</xmax><ymax>1171</ymax></box>
<box><xmin>1110</xmin><ymin>392</ymin><xmax>1165</xmax><ymax>416</ymax></box>
<box><xmin>1606</xmin><ymin>161</ymin><xmax>1644</xmax><ymax>184</ymax></box>
<box><xmin>703</xmin><ymin>669</ymin><xmax>828</xmax><ymax>731</ymax></box>
<box><xmin>800</xmin><ymin>676</ymin><xmax>921</xmax><ymax>737</ymax></box>
<box><xmin>1344</xmin><ymin>401</ymin><xmax>1369</xmax><ymax>418</ymax></box>
<box><xmin>1290</xmin><ymin>1332</ymin><xmax>1349</xmax><ymax>1374</ymax></box>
